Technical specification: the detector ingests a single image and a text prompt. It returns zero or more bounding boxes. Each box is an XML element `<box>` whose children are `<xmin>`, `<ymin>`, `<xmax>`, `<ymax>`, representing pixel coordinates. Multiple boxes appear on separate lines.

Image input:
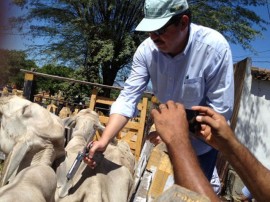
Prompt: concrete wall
<box><xmin>234</xmin><ymin>60</ymin><xmax>270</xmax><ymax>169</ymax></box>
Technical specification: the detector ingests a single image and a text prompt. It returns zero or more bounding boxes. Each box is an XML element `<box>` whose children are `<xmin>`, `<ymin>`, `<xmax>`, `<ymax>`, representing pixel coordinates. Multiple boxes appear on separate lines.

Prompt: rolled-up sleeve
<box><xmin>205</xmin><ymin>47</ymin><xmax>234</xmax><ymax>121</ymax></box>
<box><xmin>110</xmin><ymin>46</ymin><xmax>150</xmax><ymax>118</ymax></box>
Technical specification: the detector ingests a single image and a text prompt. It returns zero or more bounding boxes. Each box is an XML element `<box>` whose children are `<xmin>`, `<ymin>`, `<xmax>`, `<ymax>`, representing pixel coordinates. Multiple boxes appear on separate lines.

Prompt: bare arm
<box><xmin>85</xmin><ymin>114</ymin><xmax>129</xmax><ymax>168</ymax></box>
<box><xmin>192</xmin><ymin>106</ymin><xmax>270</xmax><ymax>201</ymax></box>
<box><xmin>223</xmin><ymin>138</ymin><xmax>270</xmax><ymax>202</ymax></box>
<box><xmin>97</xmin><ymin>113</ymin><xmax>129</xmax><ymax>146</ymax></box>
<box><xmin>166</xmin><ymin>136</ymin><xmax>219</xmax><ymax>202</ymax></box>
<box><xmin>151</xmin><ymin>101</ymin><xmax>219</xmax><ymax>201</ymax></box>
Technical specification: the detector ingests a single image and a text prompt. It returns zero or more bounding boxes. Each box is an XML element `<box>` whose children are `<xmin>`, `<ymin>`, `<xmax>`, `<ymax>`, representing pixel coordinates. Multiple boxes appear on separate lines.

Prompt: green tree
<box><xmin>35</xmin><ymin>64</ymin><xmax>74</xmax><ymax>95</ymax></box>
<box><xmin>0</xmin><ymin>49</ymin><xmax>37</xmax><ymax>88</ymax></box>
<box><xmin>10</xmin><ymin>0</ymin><xmax>144</xmax><ymax>97</ymax></box>
<box><xmin>61</xmin><ymin>68</ymin><xmax>94</xmax><ymax>105</ymax></box>
<box><xmin>190</xmin><ymin>0</ymin><xmax>268</xmax><ymax>50</ymax></box>
<box><xmin>35</xmin><ymin>65</ymin><xmax>92</xmax><ymax>104</ymax></box>
<box><xmin>9</xmin><ymin>0</ymin><xmax>269</xmax><ymax>96</ymax></box>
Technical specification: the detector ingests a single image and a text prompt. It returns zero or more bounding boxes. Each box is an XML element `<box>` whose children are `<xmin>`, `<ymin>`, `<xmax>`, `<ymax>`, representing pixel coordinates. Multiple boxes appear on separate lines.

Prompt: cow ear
<box><xmin>22</xmin><ymin>104</ymin><xmax>32</xmax><ymax>118</ymax></box>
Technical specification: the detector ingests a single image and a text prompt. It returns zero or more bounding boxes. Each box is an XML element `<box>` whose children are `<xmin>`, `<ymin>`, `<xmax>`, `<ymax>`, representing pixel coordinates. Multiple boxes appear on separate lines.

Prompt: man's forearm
<box><xmin>221</xmin><ymin>138</ymin><xmax>270</xmax><ymax>201</ymax></box>
<box><xmin>100</xmin><ymin>114</ymin><xmax>129</xmax><ymax>143</ymax></box>
<box><xmin>167</xmin><ymin>139</ymin><xmax>219</xmax><ymax>202</ymax></box>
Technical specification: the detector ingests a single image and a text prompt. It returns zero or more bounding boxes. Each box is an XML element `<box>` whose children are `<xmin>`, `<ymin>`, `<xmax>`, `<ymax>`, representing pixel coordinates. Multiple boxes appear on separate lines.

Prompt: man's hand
<box><xmin>83</xmin><ymin>139</ymin><xmax>107</xmax><ymax>169</ymax></box>
<box><xmin>192</xmin><ymin>106</ymin><xmax>235</xmax><ymax>151</ymax></box>
<box><xmin>151</xmin><ymin>100</ymin><xmax>189</xmax><ymax>146</ymax></box>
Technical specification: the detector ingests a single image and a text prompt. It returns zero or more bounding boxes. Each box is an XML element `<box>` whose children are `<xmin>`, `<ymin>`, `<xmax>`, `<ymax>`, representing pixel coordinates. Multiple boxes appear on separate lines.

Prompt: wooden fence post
<box><xmin>23</xmin><ymin>72</ymin><xmax>34</xmax><ymax>101</ymax></box>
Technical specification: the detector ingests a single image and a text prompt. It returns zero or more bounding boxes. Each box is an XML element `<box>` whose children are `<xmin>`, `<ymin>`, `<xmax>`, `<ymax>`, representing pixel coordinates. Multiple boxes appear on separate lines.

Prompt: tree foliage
<box><xmin>35</xmin><ymin>64</ymin><xmax>74</xmax><ymax>95</ymax></box>
<box><xmin>189</xmin><ymin>0</ymin><xmax>268</xmax><ymax>50</ymax></box>
<box><xmin>35</xmin><ymin>64</ymin><xmax>92</xmax><ymax>104</ymax></box>
<box><xmin>9</xmin><ymin>0</ymin><xmax>269</xmax><ymax>96</ymax></box>
<box><xmin>0</xmin><ymin>49</ymin><xmax>37</xmax><ymax>88</ymax></box>
<box><xmin>10</xmin><ymin>0</ymin><xmax>144</xmax><ymax>97</ymax></box>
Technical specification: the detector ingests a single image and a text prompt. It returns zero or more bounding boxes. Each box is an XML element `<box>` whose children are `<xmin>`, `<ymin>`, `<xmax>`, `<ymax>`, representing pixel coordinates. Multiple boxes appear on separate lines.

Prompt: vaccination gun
<box><xmin>66</xmin><ymin>141</ymin><xmax>92</xmax><ymax>181</ymax></box>
<box><xmin>66</xmin><ymin>126</ymin><xmax>103</xmax><ymax>181</ymax></box>
<box><xmin>59</xmin><ymin>127</ymin><xmax>104</xmax><ymax>198</ymax></box>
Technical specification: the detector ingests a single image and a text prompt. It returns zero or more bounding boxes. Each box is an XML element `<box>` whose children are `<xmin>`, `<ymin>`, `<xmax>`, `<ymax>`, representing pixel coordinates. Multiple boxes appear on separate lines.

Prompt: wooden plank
<box><xmin>231</xmin><ymin>58</ymin><xmax>251</xmax><ymax>131</ymax></box>
<box><xmin>135</xmin><ymin>97</ymin><xmax>148</xmax><ymax>159</ymax></box>
<box><xmin>99</xmin><ymin>116</ymin><xmax>141</xmax><ymax>130</ymax></box>
<box><xmin>95</xmin><ymin>98</ymin><xmax>115</xmax><ymax>105</ymax></box>
<box><xmin>145</xmin><ymin>143</ymin><xmax>174</xmax><ymax>200</ymax></box>
<box><xmin>217</xmin><ymin>58</ymin><xmax>251</xmax><ymax>194</ymax></box>
<box><xmin>132</xmin><ymin>140</ymin><xmax>155</xmax><ymax>194</ymax></box>
<box><xmin>133</xmin><ymin>166</ymin><xmax>157</xmax><ymax>202</ymax></box>
<box><xmin>137</xmin><ymin>102</ymin><xmax>143</xmax><ymax>110</ymax></box>
<box><xmin>89</xmin><ymin>89</ymin><xmax>98</xmax><ymax>110</ymax></box>
<box><xmin>88</xmin><ymin>88</ymin><xmax>149</xmax><ymax>160</ymax></box>
<box><xmin>149</xmin><ymin>170</ymin><xmax>170</xmax><ymax>199</ymax></box>
<box><xmin>23</xmin><ymin>73</ymin><xmax>35</xmax><ymax>100</ymax></box>
<box><xmin>24</xmin><ymin>73</ymin><xmax>34</xmax><ymax>80</ymax></box>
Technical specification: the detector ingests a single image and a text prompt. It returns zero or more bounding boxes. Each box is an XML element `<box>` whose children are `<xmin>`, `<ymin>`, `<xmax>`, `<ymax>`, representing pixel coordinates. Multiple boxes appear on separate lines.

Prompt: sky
<box><xmin>230</xmin><ymin>5</ymin><xmax>270</xmax><ymax>70</ymax></box>
<box><xmin>1</xmin><ymin>1</ymin><xmax>270</xmax><ymax>69</ymax></box>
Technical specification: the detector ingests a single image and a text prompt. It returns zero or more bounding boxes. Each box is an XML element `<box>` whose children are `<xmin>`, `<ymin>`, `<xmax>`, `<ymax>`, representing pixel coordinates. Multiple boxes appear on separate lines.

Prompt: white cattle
<box><xmin>55</xmin><ymin>109</ymin><xmax>136</xmax><ymax>202</ymax></box>
<box><xmin>0</xmin><ymin>95</ymin><xmax>65</xmax><ymax>186</ymax></box>
<box><xmin>55</xmin><ymin>141</ymin><xmax>135</xmax><ymax>202</ymax></box>
<box><xmin>0</xmin><ymin>165</ymin><xmax>57</xmax><ymax>202</ymax></box>
<box><xmin>62</xmin><ymin>108</ymin><xmax>105</xmax><ymax>140</ymax></box>
<box><xmin>0</xmin><ymin>97</ymin><xmax>136</xmax><ymax>202</ymax></box>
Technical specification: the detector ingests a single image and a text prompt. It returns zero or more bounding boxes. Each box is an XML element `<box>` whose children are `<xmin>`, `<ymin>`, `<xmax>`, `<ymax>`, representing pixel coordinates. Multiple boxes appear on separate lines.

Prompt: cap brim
<box><xmin>135</xmin><ymin>17</ymin><xmax>172</xmax><ymax>32</ymax></box>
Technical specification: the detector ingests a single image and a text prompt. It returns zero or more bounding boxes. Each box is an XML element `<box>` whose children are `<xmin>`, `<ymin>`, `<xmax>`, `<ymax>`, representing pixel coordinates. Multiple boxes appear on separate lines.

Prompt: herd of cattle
<box><xmin>0</xmin><ymin>95</ymin><xmax>136</xmax><ymax>202</ymax></box>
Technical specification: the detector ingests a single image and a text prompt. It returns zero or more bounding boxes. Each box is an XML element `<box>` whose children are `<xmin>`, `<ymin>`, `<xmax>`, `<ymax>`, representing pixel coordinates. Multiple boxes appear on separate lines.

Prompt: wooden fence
<box><xmin>20</xmin><ymin>69</ymin><xmax>153</xmax><ymax>160</ymax></box>
<box><xmin>20</xmin><ymin>55</ymin><xmax>249</xmax><ymax>169</ymax></box>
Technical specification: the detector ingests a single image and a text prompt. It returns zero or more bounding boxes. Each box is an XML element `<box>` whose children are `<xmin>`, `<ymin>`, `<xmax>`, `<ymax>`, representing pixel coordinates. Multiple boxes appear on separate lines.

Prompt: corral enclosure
<box><xmin>18</xmin><ymin>69</ymin><xmax>155</xmax><ymax>160</ymax></box>
<box><xmin>1</xmin><ymin>58</ymin><xmax>269</xmax><ymax>201</ymax></box>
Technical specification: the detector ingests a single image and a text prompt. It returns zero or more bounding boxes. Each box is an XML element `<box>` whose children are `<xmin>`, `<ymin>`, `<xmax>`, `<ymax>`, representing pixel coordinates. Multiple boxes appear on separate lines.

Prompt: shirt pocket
<box><xmin>181</xmin><ymin>77</ymin><xmax>204</xmax><ymax>103</ymax></box>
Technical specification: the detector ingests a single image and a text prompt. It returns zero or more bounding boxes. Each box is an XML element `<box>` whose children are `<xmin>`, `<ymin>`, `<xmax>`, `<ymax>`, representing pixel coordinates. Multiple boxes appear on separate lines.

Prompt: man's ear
<box><xmin>180</xmin><ymin>15</ymin><xmax>189</xmax><ymax>31</ymax></box>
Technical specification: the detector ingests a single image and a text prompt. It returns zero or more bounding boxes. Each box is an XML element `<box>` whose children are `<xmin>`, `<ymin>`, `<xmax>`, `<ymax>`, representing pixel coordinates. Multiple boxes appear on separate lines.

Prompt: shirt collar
<box><xmin>166</xmin><ymin>23</ymin><xmax>194</xmax><ymax>59</ymax></box>
<box><xmin>182</xmin><ymin>23</ymin><xmax>194</xmax><ymax>56</ymax></box>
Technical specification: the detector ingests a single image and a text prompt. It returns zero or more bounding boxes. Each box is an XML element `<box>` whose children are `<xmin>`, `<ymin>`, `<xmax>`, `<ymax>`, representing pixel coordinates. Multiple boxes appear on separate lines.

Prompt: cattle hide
<box><xmin>55</xmin><ymin>141</ymin><xmax>135</xmax><ymax>202</ymax></box>
<box><xmin>62</xmin><ymin>108</ymin><xmax>105</xmax><ymax>140</ymax></box>
<box><xmin>0</xmin><ymin>95</ymin><xmax>65</xmax><ymax>186</ymax></box>
<box><xmin>0</xmin><ymin>97</ymin><xmax>136</xmax><ymax>202</ymax></box>
<box><xmin>55</xmin><ymin>109</ymin><xmax>135</xmax><ymax>202</ymax></box>
<box><xmin>0</xmin><ymin>165</ymin><xmax>57</xmax><ymax>202</ymax></box>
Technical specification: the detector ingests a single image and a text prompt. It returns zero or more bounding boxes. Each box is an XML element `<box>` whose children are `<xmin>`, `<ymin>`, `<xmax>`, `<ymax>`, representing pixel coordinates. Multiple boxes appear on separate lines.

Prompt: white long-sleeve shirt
<box><xmin>110</xmin><ymin>23</ymin><xmax>234</xmax><ymax>155</ymax></box>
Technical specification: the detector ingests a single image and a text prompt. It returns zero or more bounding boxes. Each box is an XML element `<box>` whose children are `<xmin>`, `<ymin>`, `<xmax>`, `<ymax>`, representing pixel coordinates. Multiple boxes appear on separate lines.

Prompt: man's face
<box><xmin>149</xmin><ymin>18</ymin><xmax>187</xmax><ymax>56</ymax></box>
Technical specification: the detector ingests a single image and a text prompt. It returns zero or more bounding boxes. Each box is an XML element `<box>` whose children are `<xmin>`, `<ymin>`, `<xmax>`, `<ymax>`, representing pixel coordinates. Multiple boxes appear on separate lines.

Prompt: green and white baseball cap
<box><xmin>135</xmin><ymin>0</ymin><xmax>189</xmax><ymax>32</ymax></box>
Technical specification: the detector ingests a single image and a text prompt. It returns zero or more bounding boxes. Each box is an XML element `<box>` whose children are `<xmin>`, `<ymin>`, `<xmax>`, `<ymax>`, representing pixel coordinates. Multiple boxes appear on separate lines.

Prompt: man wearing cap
<box><xmin>85</xmin><ymin>0</ymin><xmax>234</xmax><ymax>183</ymax></box>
